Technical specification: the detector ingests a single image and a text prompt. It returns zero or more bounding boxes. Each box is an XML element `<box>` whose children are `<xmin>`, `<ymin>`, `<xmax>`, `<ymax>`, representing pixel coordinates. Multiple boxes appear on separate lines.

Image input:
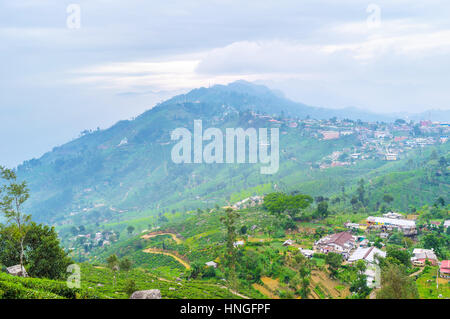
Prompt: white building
<box><xmin>344</xmin><ymin>222</ymin><xmax>360</xmax><ymax>230</ymax></box>
<box><xmin>233</xmin><ymin>240</ymin><xmax>245</xmax><ymax>248</ymax></box>
<box><xmin>411</xmin><ymin>248</ymin><xmax>438</xmax><ymax>266</ymax></box>
<box><xmin>367</xmin><ymin>216</ymin><xmax>416</xmax><ymax>235</ymax></box>
<box><xmin>348</xmin><ymin>246</ymin><xmax>386</xmax><ymax>264</ymax></box>
<box><xmin>298</xmin><ymin>248</ymin><xmax>314</xmax><ymax>258</ymax></box>
<box><xmin>205</xmin><ymin>261</ymin><xmax>217</xmax><ymax>268</ymax></box>
<box><xmin>382</xmin><ymin>212</ymin><xmax>404</xmax><ymax>219</ymax></box>
<box><xmin>283</xmin><ymin>239</ymin><xmax>294</xmax><ymax>246</ymax></box>
<box><xmin>364</xmin><ymin>266</ymin><xmax>381</xmax><ymax>288</ymax></box>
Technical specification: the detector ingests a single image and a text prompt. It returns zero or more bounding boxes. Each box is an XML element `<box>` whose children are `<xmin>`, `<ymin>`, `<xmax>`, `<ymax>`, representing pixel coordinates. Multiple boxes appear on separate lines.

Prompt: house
<box><xmin>233</xmin><ymin>240</ymin><xmax>245</xmax><ymax>248</ymax></box>
<box><xmin>117</xmin><ymin>138</ymin><xmax>128</xmax><ymax>147</ymax></box>
<box><xmin>394</xmin><ymin>136</ymin><xmax>408</xmax><ymax>142</ymax></box>
<box><xmin>440</xmin><ymin>260</ymin><xmax>450</xmax><ymax>279</ymax></box>
<box><xmin>379</xmin><ymin>232</ymin><xmax>389</xmax><ymax>239</ymax></box>
<box><xmin>344</xmin><ymin>222</ymin><xmax>360</xmax><ymax>230</ymax></box>
<box><xmin>444</xmin><ymin>220</ymin><xmax>450</xmax><ymax>229</ymax></box>
<box><xmin>348</xmin><ymin>246</ymin><xmax>386</xmax><ymax>264</ymax></box>
<box><xmin>314</xmin><ymin>232</ymin><xmax>356</xmax><ymax>259</ymax></box>
<box><xmin>6</xmin><ymin>265</ymin><xmax>28</xmax><ymax>277</ymax></box>
<box><xmin>374</xmin><ymin>131</ymin><xmax>388</xmax><ymax>138</ymax></box>
<box><xmin>298</xmin><ymin>248</ymin><xmax>314</xmax><ymax>258</ymax></box>
<box><xmin>382</xmin><ymin>212</ymin><xmax>404</xmax><ymax>219</ymax></box>
<box><xmin>411</xmin><ymin>248</ymin><xmax>438</xmax><ymax>266</ymax></box>
<box><xmin>364</xmin><ymin>265</ymin><xmax>382</xmax><ymax>288</ymax></box>
<box><xmin>367</xmin><ymin>216</ymin><xmax>416</xmax><ymax>235</ymax></box>
<box><xmin>283</xmin><ymin>239</ymin><xmax>294</xmax><ymax>246</ymax></box>
<box><xmin>205</xmin><ymin>261</ymin><xmax>218</xmax><ymax>268</ymax></box>
<box><xmin>232</xmin><ymin>196</ymin><xmax>264</xmax><ymax>210</ymax></box>
<box><xmin>321</xmin><ymin>131</ymin><xmax>340</xmax><ymax>140</ymax></box>
<box><xmin>359</xmin><ymin>238</ymin><xmax>370</xmax><ymax>248</ymax></box>
<box><xmin>385</xmin><ymin>153</ymin><xmax>398</xmax><ymax>161</ymax></box>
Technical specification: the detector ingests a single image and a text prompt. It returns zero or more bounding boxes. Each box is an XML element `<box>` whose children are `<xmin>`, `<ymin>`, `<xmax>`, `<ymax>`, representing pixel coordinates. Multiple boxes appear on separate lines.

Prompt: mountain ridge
<box><xmin>13</xmin><ymin>80</ymin><xmax>449</xmax><ymax>230</ymax></box>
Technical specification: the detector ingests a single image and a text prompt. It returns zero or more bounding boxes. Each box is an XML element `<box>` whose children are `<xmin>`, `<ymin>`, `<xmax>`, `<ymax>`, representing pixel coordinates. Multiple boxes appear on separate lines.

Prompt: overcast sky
<box><xmin>1</xmin><ymin>0</ymin><xmax>450</xmax><ymax>167</ymax></box>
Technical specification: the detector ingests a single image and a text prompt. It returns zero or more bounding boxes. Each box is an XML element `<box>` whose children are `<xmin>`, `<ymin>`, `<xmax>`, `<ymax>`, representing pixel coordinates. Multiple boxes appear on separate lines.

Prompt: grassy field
<box><xmin>416</xmin><ymin>266</ymin><xmax>450</xmax><ymax>299</ymax></box>
<box><xmin>0</xmin><ymin>263</ymin><xmax>242</xmax><ymax>299</ymax></box>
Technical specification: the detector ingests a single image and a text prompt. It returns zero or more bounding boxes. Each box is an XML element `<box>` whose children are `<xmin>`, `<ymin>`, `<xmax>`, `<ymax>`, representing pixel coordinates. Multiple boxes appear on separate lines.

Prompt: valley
<box><xmin>1</xmin><ymin>81</ymin><xmax>449</xmax><ymax>300</ymax></box>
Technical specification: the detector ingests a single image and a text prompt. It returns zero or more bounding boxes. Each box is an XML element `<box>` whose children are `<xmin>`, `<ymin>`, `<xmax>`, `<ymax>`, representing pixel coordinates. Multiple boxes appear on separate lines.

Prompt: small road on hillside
<box><xmin>141</xmin><ymin>232</ymin><xmax>183</xmax><ymax>244</ymax></box>
<box><xmin>409</xmin><ymin>267</ymin><xmax>425</xmax><ymax>277</ymax></box>
<box><xmin>142</xmin><ymin>248</ymin><xmax>191</xmax><ymax>269</ymax></box>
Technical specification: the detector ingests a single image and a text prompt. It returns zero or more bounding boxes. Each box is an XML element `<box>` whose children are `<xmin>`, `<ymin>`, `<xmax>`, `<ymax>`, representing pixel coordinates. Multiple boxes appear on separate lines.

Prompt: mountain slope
<box><xmin>15</xmin><ymin>81</ymin><xmax>449</xmax><ymax>228</ymax></box>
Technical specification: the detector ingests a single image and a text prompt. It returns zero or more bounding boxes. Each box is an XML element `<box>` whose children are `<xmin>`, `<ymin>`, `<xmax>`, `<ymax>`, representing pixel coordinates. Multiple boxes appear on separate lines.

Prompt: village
<box><xmin>215</xmin><ymin>198</ymin><xmax>450</xmax><ymax>293</ymax></box>
<box><xmin>248</xmin><ymin>111</ymin><xmax>449</xmax><ymax>169</ymax></box>
<box><xmin>286</xmin><ymin>212</ymin><xmax>449</xmax><ymax>290</ymax></box>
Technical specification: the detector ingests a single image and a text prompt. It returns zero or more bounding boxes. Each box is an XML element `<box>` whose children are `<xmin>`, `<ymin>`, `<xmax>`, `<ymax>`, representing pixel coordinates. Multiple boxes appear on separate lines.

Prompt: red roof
<box><xmin>324</xmin><ymin>232</ymin><xmax>354</xmax><ymax>247</ymax></box>
<box><xmin>441</xmin><ymin>260</ymin><xmax>450</xmax><ymax>270</ymax></box>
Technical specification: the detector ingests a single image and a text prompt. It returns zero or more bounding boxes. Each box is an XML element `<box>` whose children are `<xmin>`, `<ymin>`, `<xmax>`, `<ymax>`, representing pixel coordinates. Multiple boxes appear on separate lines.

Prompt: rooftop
<box><xmin>348</xmin><ymin>246</ymin><xmax>386</xmax><ymax>263</ymax></box>
<box><xmin>367</xmin><ymin>216</ymin><xmax>416</xmax><ymax>228</ymax></box>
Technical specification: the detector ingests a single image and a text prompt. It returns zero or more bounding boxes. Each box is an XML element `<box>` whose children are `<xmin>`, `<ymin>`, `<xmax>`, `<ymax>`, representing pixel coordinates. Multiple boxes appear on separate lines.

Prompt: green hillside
<box><xmin>15</xmin><ymin>82</ymin><xmax>449</xmax><ymax>236</ymax></box>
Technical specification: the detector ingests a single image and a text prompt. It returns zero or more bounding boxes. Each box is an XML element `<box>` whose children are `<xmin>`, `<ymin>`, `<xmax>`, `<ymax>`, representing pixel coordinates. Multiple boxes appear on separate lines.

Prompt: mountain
<box><xmin>177</xmin><ymin>80</ymin><xmax>394</xmax><ymax>121</ymax></box>
<box><xmin>15</xmin><ymin>81</ymin><xmax>448</xmax><ymax>230</ymax></box>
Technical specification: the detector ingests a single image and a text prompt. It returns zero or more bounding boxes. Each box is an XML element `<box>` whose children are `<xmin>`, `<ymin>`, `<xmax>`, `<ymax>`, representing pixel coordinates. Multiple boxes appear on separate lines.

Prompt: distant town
<box><xmin>247</xmin><ymin>111</ymin><xmax>449</xmax><ymax>169</ymax></box>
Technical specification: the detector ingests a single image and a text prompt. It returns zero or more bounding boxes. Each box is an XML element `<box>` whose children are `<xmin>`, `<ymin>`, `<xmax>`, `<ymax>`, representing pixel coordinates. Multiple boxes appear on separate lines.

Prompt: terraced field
<box><xmin>142</xmin><ymin>248</ymin><xmax>191</xmax><ymax>269</ymax></box>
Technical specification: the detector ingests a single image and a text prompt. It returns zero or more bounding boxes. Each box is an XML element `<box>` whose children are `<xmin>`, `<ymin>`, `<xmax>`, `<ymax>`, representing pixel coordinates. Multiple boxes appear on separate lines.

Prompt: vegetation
<box><xmin>0</xmin><ymin>83</ymin><xmax>448</xmax><ymax>299</ymax></box>
<box><xmin>377</xmin><ymin>262</ymin><xmax>419</xmax><ymax>299</ymax></box>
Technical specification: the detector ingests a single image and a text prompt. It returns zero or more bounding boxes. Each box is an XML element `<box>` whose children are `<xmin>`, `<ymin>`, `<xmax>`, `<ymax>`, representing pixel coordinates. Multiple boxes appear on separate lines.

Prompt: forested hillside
<box><xmin>15</xmin><ymin>81</ymin><xmax>449</xmax><ymax>232</ymax></box>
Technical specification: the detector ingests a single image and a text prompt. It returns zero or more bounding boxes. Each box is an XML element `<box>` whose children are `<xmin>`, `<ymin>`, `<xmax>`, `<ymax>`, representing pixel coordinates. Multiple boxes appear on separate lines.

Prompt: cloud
<box><xmin>2</xmin><ymin>0</ymin><xmax>450</xmax><ymax>167</ymax></box>
<box><xmin>70</xmin><ymin>17</ymin><xmax>450</xmax><ymax>101</ymax></box>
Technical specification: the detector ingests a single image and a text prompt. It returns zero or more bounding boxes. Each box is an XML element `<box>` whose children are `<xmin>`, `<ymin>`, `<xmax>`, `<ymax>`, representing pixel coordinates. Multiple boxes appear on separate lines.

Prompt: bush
<box><xmin>0</xmin><ymin>272</ymin><xmax>105</xmax><ymax>299</ymax></box>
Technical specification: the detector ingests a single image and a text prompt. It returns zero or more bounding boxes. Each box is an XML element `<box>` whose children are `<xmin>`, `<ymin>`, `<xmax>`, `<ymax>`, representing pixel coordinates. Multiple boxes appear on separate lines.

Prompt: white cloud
<box><xmin>71</xmin><ymin>18</ymin><xmax>450</xmax><ymax>95</ymax></box>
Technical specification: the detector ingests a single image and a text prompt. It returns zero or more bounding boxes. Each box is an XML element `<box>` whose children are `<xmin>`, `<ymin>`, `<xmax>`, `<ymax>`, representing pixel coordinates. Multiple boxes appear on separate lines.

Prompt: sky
<box><xmin>1</xmin><ymin>0</ymin><xmax>450</xmax><ymax>167</ymax></box>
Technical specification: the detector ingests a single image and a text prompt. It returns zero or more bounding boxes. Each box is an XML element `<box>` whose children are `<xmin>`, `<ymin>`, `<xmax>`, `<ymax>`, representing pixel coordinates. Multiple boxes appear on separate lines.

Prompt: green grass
<box><xmin>416</xmin><ymin>266</ymin><xmax>450</xmax><ymax>299</ymax></box>
<box><xmin>0</xmin><ymin>271</ymin><xmax>106</xmax><ymax>299</ymax></box>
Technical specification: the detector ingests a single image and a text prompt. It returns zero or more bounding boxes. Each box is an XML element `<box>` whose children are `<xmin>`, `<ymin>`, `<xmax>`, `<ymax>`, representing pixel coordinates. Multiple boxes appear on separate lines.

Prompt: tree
<box><xmin>124</xmin><ymin>279</ymin><xmax>137</xmax><ymax>297</ymax></box>
<box><xmin>350</xmin><ymin>196</ymin><xmax>358</xmax><ymax>210</ymax></box>
<box><xmin>0</xmin><ymin>166</ymin><xmax>31</xmax><ymax>276</ymax></box>
<box><xmin>220</xmin><ymin>208</ymin><xmax>239</xmax><ymax>289</ymax></box>
<box><xmin>382</xmin><ymin>194</ymin><xmax>394</xmax><ymax>205</ymax></box>
<box><xmin>189</xmin><ymin>262</ymin><xmax>203</xmax><ymax>279</ymax></box>
<box><xmin>350</xmin><ymin>260</ymin><xmax>371</xmax><ymax>298</ymax></box>
<box><xmin>119</xmin><ymin>257</ymin><xmax>132</xmax><ymax>272</ymax></box>
<box><xmin>292</xmin><ymin>253</ymin><xmax>311</xmax><ymax>299</ymax></box>
<box><xmin>422</xmin><ymin>233</ymin><xmax>443</xmax><ymax>258</ymax></box>
<box><xmin>373</xmin><ymin>237</ymin><xmax>383</xmax><ymax>249</ymax></box>
<box><xmin>388</xmin><ymin>231</ymin><xmax>404</xmax><ymax>246</ymax></box>
<box><xmin>316</xmin><ymin>201</ymin><xmax>329</xmax><ymax>219</ymax></box>
<box><xmin>263</xmin><ymin>192</ymin><xmax>287</xmax><ymax>215</ymax></box>
<box><xmin>434</xmin><ymin>196</ymin><xmax>445</xmax><ymax>207</ymax></box>
<box><xmin>107</xmin><ymin>254</ymin><xmax>120</xmax><ymax>286</ymax></box>
<box><xmin>325</xmin><ymin>252</ymin><xmax>342</xmax><ymax>278</ymax></box>
<box><xmin>127</xmin><ymin>225</ymin><xmax>135</xmax><ymax>235</ymax></box>
<box><xmin>386</xmin><ymin>247</ymin><xmax>411</xmax><ymax>267</ymax></box>
<box><xmin>356</xmin><ymin>178</ymin><xmax>366</xmax><ymax>206</ymax></box>
<box><xmin>377</xmin><ymin>263</ymin><xmax>419</xmax><ymax>299</ymax></box>
<box><xmin>264</xmin><ymin>192</ymin><xmax>312</xmax><ymax>218</ymax></box>
<box><xmin>24</xmin><ymin>222</ymin><xmax>72</xmax><ymax>279</ymax></box>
